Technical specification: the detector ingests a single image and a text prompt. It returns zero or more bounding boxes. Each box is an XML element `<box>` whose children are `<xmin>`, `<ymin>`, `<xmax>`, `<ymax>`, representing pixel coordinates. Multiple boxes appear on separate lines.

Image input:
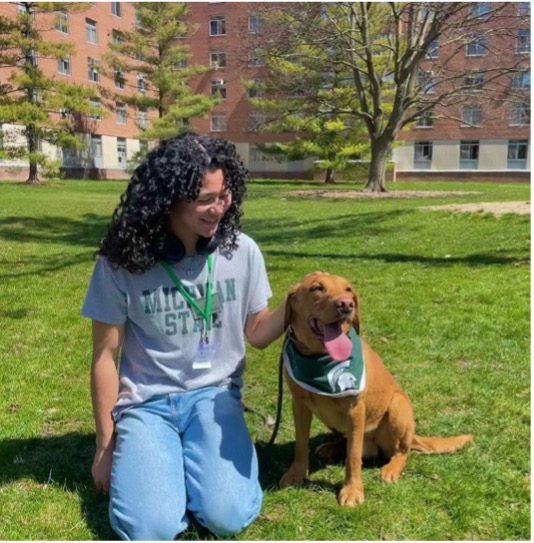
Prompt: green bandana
<box><xmin>282</xmin><ymin>327</ymin><xmax>365</xmax><ymax>397</ymax></box>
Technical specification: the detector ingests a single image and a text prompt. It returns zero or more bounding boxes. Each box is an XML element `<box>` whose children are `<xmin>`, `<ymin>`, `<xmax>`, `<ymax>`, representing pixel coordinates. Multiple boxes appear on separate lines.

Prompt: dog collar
<box><xmin>282</xmin><ymin>327</ymin><xmax>365</xmax><ymax>397</ymax></box>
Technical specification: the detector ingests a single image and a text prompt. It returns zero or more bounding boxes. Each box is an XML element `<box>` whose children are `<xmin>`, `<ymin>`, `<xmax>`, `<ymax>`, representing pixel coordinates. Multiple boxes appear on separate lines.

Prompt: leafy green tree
<box><xmin>103</xmin><ymin>1</ymin><xmax>217</xmax><ymax>162</ymax></box>
<box><xmin>246</xmin><ymin>42</ymin><xmax>370</xmax><ymax>184</ymax></box>
<box><xmin>0</xmin><ymin>2</ymin><xmax>99</xmax><ymax>184</ymax></box>
<box><xmin>250</xmin><ymin>2</ymin><xmax>526</xmax><ymax>191</ymax></box>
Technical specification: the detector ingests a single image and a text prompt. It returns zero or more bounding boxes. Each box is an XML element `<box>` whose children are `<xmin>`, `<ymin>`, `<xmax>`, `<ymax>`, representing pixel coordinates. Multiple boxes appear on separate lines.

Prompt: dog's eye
<box><xmin>345</xmin><ymin>287</ymin><xmax>352</xmax><ymax>293</ymax></box>
<box><xmin>310</xmin><ymin>284</ymin><xmax>324</xmax><ymax>292</ymax></box>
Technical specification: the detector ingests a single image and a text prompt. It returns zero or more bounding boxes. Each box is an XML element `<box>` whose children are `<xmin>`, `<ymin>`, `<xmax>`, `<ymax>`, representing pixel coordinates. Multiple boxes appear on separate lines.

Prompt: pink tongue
<box><xmin>321</xmin><ymin>322</ymin><xmax>353</xmax><ymax>362</ymax></box>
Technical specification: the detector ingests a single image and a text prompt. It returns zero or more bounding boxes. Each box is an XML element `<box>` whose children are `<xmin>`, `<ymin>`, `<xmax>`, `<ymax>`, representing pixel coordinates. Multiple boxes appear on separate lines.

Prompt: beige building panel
<box><xmin>478</xmin><ymin>140</ymin><xmax>507</xmax><ymax>170</ymax></box>
<box><xmin>432</xmin><ymin>141</ymin><xmax>459</xmax><ymax>170</ymax></box>
<box><xmin>392</xmin><ymin>142</ymin><xmax>414</xmax><ymax>170</ymax></box>
<box><xmin>102</xmin><ymin>135</ymin><xmax>117</xmax><ymax>169</ymax></box>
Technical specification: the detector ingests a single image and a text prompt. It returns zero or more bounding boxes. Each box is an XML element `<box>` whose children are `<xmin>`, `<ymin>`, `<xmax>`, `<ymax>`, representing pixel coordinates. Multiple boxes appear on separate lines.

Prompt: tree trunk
<box><xmin>324</xmin><ymin>168</ymin><xmax>336</xmax><ymax>184</ymax></box>
<box><xmin>25</xmin><ymin>128</ymin><xmax>39</xmax><ymax>185</ymax></box>
<box><xmin>364</xmin><ymin>138</ymin><xmax>392</xmax><ymax>193</ymax></box>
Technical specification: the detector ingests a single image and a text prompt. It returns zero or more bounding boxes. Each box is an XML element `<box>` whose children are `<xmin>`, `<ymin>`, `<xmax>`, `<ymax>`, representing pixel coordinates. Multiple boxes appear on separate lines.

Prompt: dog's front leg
<box><xmin>279</xmin><ymin>397</ymin><xmax>312</xmax><ymax>487</ymax></box>
<box><xmin>338</xmin><ymin>400</ymin><xmax>365</xmax><ymax>506</ymax></box>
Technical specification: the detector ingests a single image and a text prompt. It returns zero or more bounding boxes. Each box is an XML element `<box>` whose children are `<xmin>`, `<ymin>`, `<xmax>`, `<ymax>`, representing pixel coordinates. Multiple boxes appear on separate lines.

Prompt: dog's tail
<box><xmin>411</xmin><ymin>434</ymin><xmax>474</xmax><ymax>454</ymax></box>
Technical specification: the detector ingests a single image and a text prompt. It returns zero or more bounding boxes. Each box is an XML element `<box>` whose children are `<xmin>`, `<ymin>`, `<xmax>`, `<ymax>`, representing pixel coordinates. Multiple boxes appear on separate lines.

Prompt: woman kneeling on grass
<box><xmin>81</xmin><ymin>132</ymin><xmax>286</xmax><ymax>540</ymax></box>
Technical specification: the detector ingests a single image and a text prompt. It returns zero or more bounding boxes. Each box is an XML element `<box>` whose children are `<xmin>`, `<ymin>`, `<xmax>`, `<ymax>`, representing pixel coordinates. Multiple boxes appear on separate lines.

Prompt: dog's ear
<box><xmin>284</xmin><ymin>282</ymin><xmax>300</xmax><ymax>330</ymax></box>
<box><xmin>351</xmin><ymin>289</ymin><xmax>361</xmax><ymax>334</ymax></box>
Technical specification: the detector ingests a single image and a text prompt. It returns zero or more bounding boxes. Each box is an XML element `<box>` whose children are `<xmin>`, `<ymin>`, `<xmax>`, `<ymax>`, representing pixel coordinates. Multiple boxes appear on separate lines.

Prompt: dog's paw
<box><xmin>279</xmin><ymin>465</ymin><xmax>307</xmax><ymax>488</ymax></box>
<box><xmin>338</xmin><ymin>483</ymin><xmax>364</xmax><ymax>506</ymax></box>
<box><xmin>379</xmin><ymin>465</ymin><xmax>401</xmax><ymax>483</ymax></box>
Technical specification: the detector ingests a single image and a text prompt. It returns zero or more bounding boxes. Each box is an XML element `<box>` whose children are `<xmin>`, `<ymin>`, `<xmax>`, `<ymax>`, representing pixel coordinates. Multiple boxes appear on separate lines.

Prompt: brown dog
<box><xmin>280</xmin><ymin>272</ymin><xmax>473</xmax><ymax>506</ymax></box>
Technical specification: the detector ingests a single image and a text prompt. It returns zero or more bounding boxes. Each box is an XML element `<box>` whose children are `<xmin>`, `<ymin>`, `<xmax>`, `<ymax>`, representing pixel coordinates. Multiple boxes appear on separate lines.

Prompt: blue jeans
<box><xmin>108</xmin><ymin>386</ymin><xmax>262</xmax><ymax>540</ymax></box>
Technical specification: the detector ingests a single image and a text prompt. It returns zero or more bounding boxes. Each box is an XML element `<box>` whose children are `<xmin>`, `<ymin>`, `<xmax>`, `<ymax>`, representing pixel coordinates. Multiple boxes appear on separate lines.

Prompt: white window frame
<box><xmin>459</xmin><ymin>140</ymin><xmax>479</xmax><ymax>169</ymax></box>
<box><xmin>461</xmin><ymin>106</ymin><xmax>482</xmax><ymax>127</ymax></box>
<box><xmin>114</xmin><ymin>67</ymin><xmax>125</xmax><ymax>89</ymax></box>
<box><xmin>172</xmin><ymin>59</ymin><xmax>188</xmax><ymax>71</ymax></box>
<box><xmin>248</xmin><ymin>49</ymin><xmax>265</xmax><ymax>67</ymax></box>
<box><xmin>137</xmin><ymin>74</ymin><xmax>146</xmax><ymax>95</ymax></box>
<box><xmin>210</xmin><ymin>51</ymin><xmax>227</xmax><ymax>69</ymax></box>
<box><xmin>87</xmin><ymin>57</ymin><xmax>99</xmax><ymax>83</ymax></box>
<box><xmin>112</xmin><ymin>30</ymin><xmax>123</xmax><ymax>45</ymax></box>
<box><xmin>414</xmin><ymin>141</ymin><xmax>433</xmax><ymax>168</ymax></box>
<box><xmin>466</xmin><ymin>35</ymin><xmax>487</xmax><ymax>57</ymax></box>
<box><xmin>210</xmin><ymin>79</ymin><xmax>227</xmax><ymax>99</ymax></box>
<box><xmin>511</xmin><ymin>70</ymin><xmax>531</xmax><ymax>90</ymax></box>
<box><xmin>417</xmin><ymin>70</ymin><xmax>436</xmax><ymax>94</ymax></box>
<box><xmin>509</xmin><ymin>103</ymin><xmax>530</xmax><ymax>126</ymax></box>
<box><xmin>248</xmin><ymin>112</ymin><xmax>265</xmax><ymax>132</ymax></box>
<box><xmin>248</xmin><ymin>78</ymin><xmax>263</xmax><ymax>99</ymax></box>
<box><xmin>137</xmin><ymin>109</ymin><xmax>147</xmax><ymax>130</ymax></box>
<box><xmin>518</xmin><ymin>2</ymin><xmax>530</xmax><ymax>16</ymax></box>
<box><xmin>248</xmin><ymin>15</ymin><xmax>263</xmax><ymax>34</ymax></box>
<box><xmin>88</xmin><ymin>97</ymin><xmax>101</xmax><ymax>121</ymax></box>
<box><xmin>111</xmin><ymin>2</ymin><xmax>122</xmax><ymax>17</ymax></box>
<box><xmin>209</xmin><ymin>15</ymin><xmax>226</xmax><ymax>36</ymax></box>
<box><xmin>57</xmin><ymin>56</ymin><xmax>71</xmax><ymax>76</ymax></box>
<box><xmin>210</xmin><ymin>112</ymin><xmax>226</xmax><ymax>132</ymax></box>
<box><xmin>116</xmin><ymin>102</ymin><xmax>127</xmax><ymax>125</ymax></box>
<box><xmin>464</xmin><ymin>71</ymin><xmax>485</xmax><ymax>91</ymax></box>
<box><xmin>415</xmin><ymin>110</ymin><xmax>433</xmax><ymax>128</ymax></box>
<box><xmin>516</xmin><ymin>29</ymin><xmax>530</xmax><ymax>54</ymax></box>
<box><xmin>425</xmin><ymin>39</ymin><xmax>439</xmax><ymax>59</ymax></box>
<box><xmin>85</xmin><ymin>18</ymin><xmax>97</xmax><ymax>45</ymax></box>
<box><xmin>55</xmin><ymin>10</ymin><xmax>68</xmax><ymax>34</ymax></box>
<box><xmin>468</xmin><ymin>2</ymin><xmax>490</xmax><ymax>20</ymax></box>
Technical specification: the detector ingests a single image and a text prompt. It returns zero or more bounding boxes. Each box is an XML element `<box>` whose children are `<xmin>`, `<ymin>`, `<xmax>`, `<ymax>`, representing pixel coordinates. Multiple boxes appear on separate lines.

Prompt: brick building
<box><xmin>0</xmin><ymin>1</ymin><xmax>530</xmax><ymax>181</ymax></box>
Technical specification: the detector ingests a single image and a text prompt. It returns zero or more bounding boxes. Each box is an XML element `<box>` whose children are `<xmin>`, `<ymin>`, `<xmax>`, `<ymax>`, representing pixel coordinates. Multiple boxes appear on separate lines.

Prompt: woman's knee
<box><xmin>110</xmin><ymin>504</ymin><xmax>188</xmax><ymax>541</ymax></box>
<box><xmin>197</xmin><ymin>488</ymin><xmax>263</xmax><ymax>537</ymax></box>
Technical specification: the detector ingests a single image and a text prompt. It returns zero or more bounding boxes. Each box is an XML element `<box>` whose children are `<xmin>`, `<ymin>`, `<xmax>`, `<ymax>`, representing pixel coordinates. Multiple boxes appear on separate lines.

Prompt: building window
<box><xmin>88</xmin><ymin>97</ymin><xmax>101</xmax><ymax>120</ymax></box>
<box><xmin>17</xmin><ymin>3</ymin><xmax>26</xmax><ymax>15</ymax></box>
<box><xmin>210</xmin><ymin>51</ymin><xmax>227</xmax><ymax>69</ymax></box>
<box><xmin>111</xmin><ymin>2</ymin><xmax>122</xmax><ymax>17</ymax></box>
<box><xmin>116</xmin><ymin>102</ymin><xmax>126</xmax><ymax>125</ymax></box>
<box><xmin>459</xmin><ymin>140</ymin><xmax>479</xmax><ymax>169</ymax></box>
<box><xmin>248</xmin><ymin>49</ymin><xmax>265</xmax><ymax>67</ymax></box>
<box><xmin>248</xmin><ymin>112</ymin><xmax>265</xmax><ymax>132</ymax></box>
<box><xmin>211</xmin><ymin>79</ymin><xmax>227</xmax><ymax>99</ymax></box>
<box><xmin>117</xmin><ymin>138</ymin><xmax>127</xmax><ymax>169</ymax></box>
<box><xmin>248</xmin><ymin>78</ymin><xmax>263</xmax><ymax>98</ymax></box>
<box><xmin>248</xmin><ymin>15</ymin><xmax>263</xmax><ymax>34</ymax></box>
<box><xmin>511</xmin><ymin>70</ymin><xmax>531</xmax><ymax>89</ymax></box>
<box><xmin>425</xmin><ymin>39</ymin><xmax>439</xmax><ymax>59</ymax></box>
<box><xmin>464</xmin><ymin>71</ymin><xmax>485</xmax><ymax>91</ymax></box>
<box><xmin>137</xmin><ymin>109</ymin><xmax>147</xmax><ymax>130</ymax></box>
<box><xmin>518</xmin><ymin>2</ymin><xmax>530</xmax><ymax>16</ymax></box>
<box><xmin>510</xmin><ymin>102</ymin><xmax>530</xmax><ymax>126</ymax></box>
<box><xmin>114</xmin><ymin>67</ymin><xmax>125</xmax><ymax>89</ymax></box>
<box><xmin>137</xmin><ymin>74</ymin><xmax>146</xmax><ymax>95</ymax></box>
<box><xmin>516</xmin><ymin>30</ymin><xmax>530</xmax><ymax>54</ymax></box>
<box><xmin>507</xmin><ymin>139</ymin><xmax>528</xmax><ymax>169</ymax></box>
<box><xmin>172</xmin><ymin>59</ymin><xmax>188</xmax><ymax>71</ymax></box>
<box><xmin>461</xmin><ymin>105</ymin><xmax>482</xmax><ymax>127</ymax></box>
<box><xmin>57</xmin><ymin>56</ymin><xmax>70</xmax><ymax>76</ymax></box>
<box><xmin>87</xmin><ymin>57</ymin><xmax>99</xmax><ymax>83</ymax></box>
<box><xmin>209</xmin><ymin>15</ymin><xmax>226</xmax><ymax>36</ymax></box>
<box><xmin>468</xmin><ymin>2</ymin><xmax>490</xmax><ymax>20</ymax></box>
<box><xmin>466</xmin><ymin>34</ymin><xmax>486</xmax><ymax>56</ymax></box>
<box><xmin>414</xmin><ymin>141</ymin><xmax>432</xmax><ymax>169</ymax></box>
<box><xmin>55</xmin><ymin>10</ymin><xmax>68</xmax><ymax>34</ymax></box>
<box><xmin>210</xmin><ymin>112</ymin><xmax>226</xmax><ymax>131</ymax></box>
<box><xmin>112</xmin><ymin>30</ymin><xmax>123</xmax><ymax>45</ymax></box>
<box><xmin>415</xmin><ymin>110</ymin><xmax>433</xmax><ymax>128</ymax></box>
<box><xmin>90</xmin><ymin>135</ymin><xmax>103</xmax><ymax>167</ymax></box>
<box><xmin>85</xmin><ymin>18</ymin><xmax>97</xmax><ymax>45</ymax></box>
<box><xmin>418</xmin><ymin>71</ymin><xmax>436</xmax><ymax>94</ymax></box>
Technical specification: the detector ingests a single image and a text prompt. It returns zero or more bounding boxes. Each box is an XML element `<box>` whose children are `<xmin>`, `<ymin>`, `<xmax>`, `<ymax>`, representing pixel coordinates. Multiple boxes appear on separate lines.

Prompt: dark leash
<box><xmin>241</xmin><ymin>348</ymin><xmax>285</xmax><ymax>448</ymax></box>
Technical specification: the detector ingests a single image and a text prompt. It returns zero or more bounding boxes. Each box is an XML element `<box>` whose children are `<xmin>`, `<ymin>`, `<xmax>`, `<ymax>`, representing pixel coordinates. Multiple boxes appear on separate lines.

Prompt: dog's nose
<box><xmin>336</xmin><ymin>298</ymin><xmax>354</xmax><ymax>314</ymax></box>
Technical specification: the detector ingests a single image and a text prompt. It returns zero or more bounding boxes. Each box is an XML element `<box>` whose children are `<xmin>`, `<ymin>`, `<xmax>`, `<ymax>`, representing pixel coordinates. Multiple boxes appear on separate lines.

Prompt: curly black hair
<box><xmin>98</xmin><ymin>132</ymin><xmax>248</xmax><ymax>273</ymax></box>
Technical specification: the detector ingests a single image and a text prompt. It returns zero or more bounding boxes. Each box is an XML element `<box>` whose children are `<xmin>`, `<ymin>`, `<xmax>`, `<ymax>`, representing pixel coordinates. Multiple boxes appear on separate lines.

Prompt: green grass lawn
<box><xmin>0</xmin><ymin>178</ymin><xmax>530</xmax><ymax>540</ymax></box>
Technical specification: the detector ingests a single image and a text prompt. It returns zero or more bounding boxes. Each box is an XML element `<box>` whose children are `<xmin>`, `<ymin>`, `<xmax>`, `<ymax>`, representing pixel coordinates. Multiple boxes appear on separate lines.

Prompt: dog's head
<box><xmin>285</xmin><ymin>272</ymin><xmax>360</xmax><ymax>361</ymax></box>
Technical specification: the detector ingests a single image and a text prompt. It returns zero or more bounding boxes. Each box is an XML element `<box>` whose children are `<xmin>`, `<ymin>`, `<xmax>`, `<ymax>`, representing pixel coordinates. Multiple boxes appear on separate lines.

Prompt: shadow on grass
<box><xmin>0</xmin><ymin>432</ymin><xmax>115</xmax><ymax>540</ymax></box>
<box><xmin>0</xmin><ymin>214</ymin><xmax>109</xmax><ymax>249</ymax></box>
<box><xmin>0</xmin><ymin>430</ymin><xmax>385</xmax><ymax>540</ymax></box>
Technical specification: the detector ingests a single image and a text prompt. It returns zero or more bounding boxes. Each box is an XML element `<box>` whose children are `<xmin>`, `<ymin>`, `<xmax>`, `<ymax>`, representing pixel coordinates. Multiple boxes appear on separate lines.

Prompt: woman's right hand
<box><xmin>92</xmin><ymin>437</ymin><xmax>115</xmax><ymax>495</ymax></box>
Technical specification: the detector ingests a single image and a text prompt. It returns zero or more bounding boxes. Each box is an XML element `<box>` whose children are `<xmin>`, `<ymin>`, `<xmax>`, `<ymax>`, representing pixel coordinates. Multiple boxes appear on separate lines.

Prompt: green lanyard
<box><xmin>161</xmin><ymin>254</ymin><xmax>213</xmax><ymax>342</ymax></box>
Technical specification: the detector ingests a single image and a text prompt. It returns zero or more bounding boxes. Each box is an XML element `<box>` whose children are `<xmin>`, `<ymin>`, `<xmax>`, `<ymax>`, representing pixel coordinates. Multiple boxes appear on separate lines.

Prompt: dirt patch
<box><xmin>286</xmin><ymin>189</ymin><xmax>530</xmax><ymax>216</ymax></box>
<box><xmin>423</xmin><ymin>201</ymin><xmax>530</xmax><ymax>216</ymax></box>
<box><xmin>288</xmin><ymin>189</ymin><xmax>481</xmax><ymax>199</ymax></box>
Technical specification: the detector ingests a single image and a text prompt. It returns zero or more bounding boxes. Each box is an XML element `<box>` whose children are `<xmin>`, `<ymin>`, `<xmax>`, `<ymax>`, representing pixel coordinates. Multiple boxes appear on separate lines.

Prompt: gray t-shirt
<box><xmin>81</xmin><ymin>233</ymin><xmax>272</xmax><ymax>421</ymax></box>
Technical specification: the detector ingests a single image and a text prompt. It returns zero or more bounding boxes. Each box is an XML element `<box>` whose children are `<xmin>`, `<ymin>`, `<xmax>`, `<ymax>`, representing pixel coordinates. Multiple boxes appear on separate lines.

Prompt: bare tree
<box><xmin>250</xmin><ymin>2</ymin><xmax>529</xmax><ymax>191</ymax></box>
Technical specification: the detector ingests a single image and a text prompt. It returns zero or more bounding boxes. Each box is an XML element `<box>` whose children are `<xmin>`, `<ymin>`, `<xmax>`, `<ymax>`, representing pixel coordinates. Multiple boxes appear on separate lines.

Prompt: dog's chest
<box><xmin>303</xmin><ymin>388</ymin><xmax>356</xmax><ymax>435</ymax></box>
